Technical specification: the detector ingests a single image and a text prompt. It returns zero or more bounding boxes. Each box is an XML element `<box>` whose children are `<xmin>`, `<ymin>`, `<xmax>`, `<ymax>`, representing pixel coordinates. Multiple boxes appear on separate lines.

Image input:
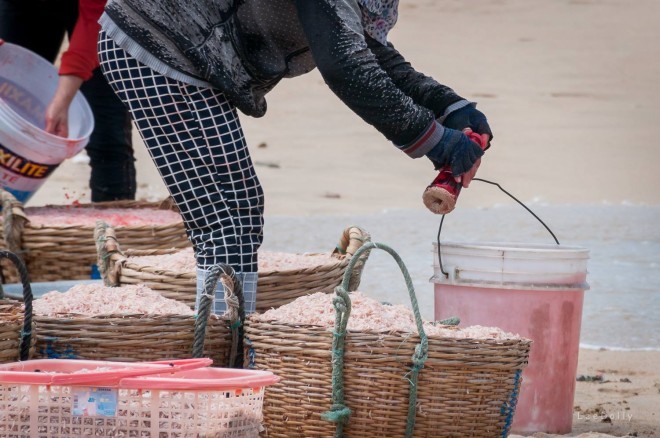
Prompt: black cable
<box><xmin>436</xmin><ymin>178</ymin><xmax>560</xmax><ymax>278</ymax></box>
<box><xmin>436</xmin><ymin>214</ymin><xmax>447</xmax><ymax>277</ymax></box>
<box><xmin>472</xmin><ymin>178</ymin><xmax>559</xmax><ymax>245</ymax></box>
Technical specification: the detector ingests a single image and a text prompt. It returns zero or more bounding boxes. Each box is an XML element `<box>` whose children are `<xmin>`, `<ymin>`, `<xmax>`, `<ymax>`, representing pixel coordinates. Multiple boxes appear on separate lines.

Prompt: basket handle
<box><xmin>145</xmin><ymin>358</ymin><xmax>213</xmax><ymax>370</ymax></box>
<box><xmin>323</xmin><ymin>242</ymin><xmax>427</xmax><ymax>438</ymax></box>
<box><xmin>52</xmin><ymin>358</ymin><xmax>214</xmax><ymax>386</ymax></box>
<box><xmin>94</xmin><ymin>220</ymin><xmax>126</xmax><ymax>286</ymax></box>
<box><xmin>1</xmin><ymin>189</ymin><xmax>28</xmax><ymax>259</ymax></box>
<box><xmin>193</xmin><ymin>263</ymin><xmax>245</xmax><ymax>368</ymax></box>
<box><xmin>0</xmin><ymin>250</ymin><xmax>33</xmax><ymax>361</ymax></box>
<box><xmin>157</xmin><ymin>196</ymin><xmax>179</xmax><ymax>212</ymax></box>
<box><xmin>435</xmin><ymin>178</ymin><xmax>560</xmax><ymax>278</ymax></box>
<box><xmin>333</xmin><ymin>226</ymin><xmax>370</xmax><ymax>257</ymax></box>
<box><xmin>94</xmin><ymin>220</ymin><xmax>228</xmax><ymax>366</ymax></box>
<box><xmin>332</xmin><ymin>226</ymin><xmax>371</xmax><ymax>292</ymax></box>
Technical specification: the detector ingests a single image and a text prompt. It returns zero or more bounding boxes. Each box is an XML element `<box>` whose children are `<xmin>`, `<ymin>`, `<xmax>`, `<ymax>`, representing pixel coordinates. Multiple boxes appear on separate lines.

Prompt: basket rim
<box><xmin>123</xmin><ymin>250</ymin><xmax>348</xmax><ymax>277</ymax></box>
<box><xmin>245</xmin><ymin>318</ymin><xmax>532</xmax><ymax>346</ymax></box>
<box><xmin>23</xmin><ymin>198</ymin><xmax>173</xmax><ymax>210</ymax></box>
<box><xmin>20</xmin><ymin>222</ymin><xmax>184</xmax><ymax>231</ymax></box>
<box><xmin>120</xmin><ymin>367</ymin><xmax>280</xmax><ymax>391</ymax></box>
<box><xmin>34</xmin><ymin>313</ymin><xmax>222</xmax><ymax>320</ymax></box>
<box><xmin>16</xmin><ymin>199</ymin><xmax>184</xmax><ymax>230</ymax></box>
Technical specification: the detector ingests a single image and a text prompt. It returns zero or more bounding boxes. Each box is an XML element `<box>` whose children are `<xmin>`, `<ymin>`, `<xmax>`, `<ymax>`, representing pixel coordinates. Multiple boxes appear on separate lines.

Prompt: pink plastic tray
<box><xmin>121</xmin><ymin>366</ymin><xmax>280</xmax><ymax>390</ymax></box>
<box><xmin>0</xmin><ymin>358</ymin><xmax>212</xmax><ymax>387</ymax></box>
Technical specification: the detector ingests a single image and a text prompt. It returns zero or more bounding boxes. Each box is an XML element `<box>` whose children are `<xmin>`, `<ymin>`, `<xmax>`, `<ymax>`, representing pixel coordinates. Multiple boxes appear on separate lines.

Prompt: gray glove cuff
<box><xmin>436</xmin><ymin>100</ymin><xmax>474</xmax><ymax>124</ymax></box>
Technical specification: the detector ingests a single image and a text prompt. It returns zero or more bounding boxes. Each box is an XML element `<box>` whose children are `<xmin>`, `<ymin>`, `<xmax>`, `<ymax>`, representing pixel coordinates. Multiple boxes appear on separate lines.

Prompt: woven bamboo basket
<box><xmin>32</xmin><ymin>229</ymin><xmax>243</xmax><ymax>367</ymax></box>
<box><xmin>244</xmin><ymin>243</ymin><xmax>532</xmax><ymax>438</ymax></box>
<box><xmin>0</xmin><ymin>189</ymin><xmax>190</xmax><ymax>283</ymax></box>
<box><xmin>34</xmin><ymin>314</ymin><xmax>232</xmax><ymax>364</ymax></box>
<box><xmin>0</xmin><ymin>250</ymin><xmax>36</xmax><ymax>363</ymax></box>
<box><xmin>105</xmin><ymin>226</ymin><xmax>370</xmax><ymax>313</ymax></box>
<box><xmin>0</xmin><ymin>304</ymin><xmax>31</xmax><ymax>364</ymax></box>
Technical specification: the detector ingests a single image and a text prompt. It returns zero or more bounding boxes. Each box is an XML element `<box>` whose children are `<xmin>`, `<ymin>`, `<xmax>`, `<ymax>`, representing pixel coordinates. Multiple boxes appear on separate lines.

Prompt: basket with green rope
<box><xmin>244</xmin><ymin>242</ymin><xmax>531</xmax><ymax>437</ymax></box>
<box><xmin>31</xmin><ymin>222</ymin><xmax>242</xmax><ymax>367</ymax></box>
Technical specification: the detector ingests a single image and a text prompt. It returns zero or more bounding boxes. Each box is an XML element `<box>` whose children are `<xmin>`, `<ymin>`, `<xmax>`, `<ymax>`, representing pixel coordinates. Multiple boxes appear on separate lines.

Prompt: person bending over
<box><xmin>96</xmin><ymin>0</ymin><xmax>493</xmax><ymax>313</ymax></box>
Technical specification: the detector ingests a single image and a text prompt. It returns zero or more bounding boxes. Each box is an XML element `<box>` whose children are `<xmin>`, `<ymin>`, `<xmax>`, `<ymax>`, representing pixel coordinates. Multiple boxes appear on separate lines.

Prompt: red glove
<box><xmin>422</xmin><ymin>131</ymin><xmax>487</xmax><ymax>215</ymax></box>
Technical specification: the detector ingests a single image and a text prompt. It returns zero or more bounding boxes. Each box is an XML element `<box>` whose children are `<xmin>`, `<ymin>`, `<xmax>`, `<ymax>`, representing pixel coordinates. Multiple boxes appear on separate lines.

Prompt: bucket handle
<box><xmin>436</xmin><ymin>178</ymin><xmax>560</xmax><ymax>278</ymax></box>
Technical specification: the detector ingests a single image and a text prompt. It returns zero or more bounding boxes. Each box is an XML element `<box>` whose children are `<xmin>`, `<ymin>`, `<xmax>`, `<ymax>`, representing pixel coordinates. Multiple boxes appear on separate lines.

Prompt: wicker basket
<box><xmin>0</xmin><ymin>303</ymin><xmax>34</xmax><ymax>364</ymax></box>
<box><xmin>104</xmin><ymin>226</ymin><xmax>370</xmax><ymax>313</ymax></box>
<box><xmin>34</xmin><ymin>314</ymin><xmax>232</xmax><ymax>364</ymax></box>
<box><xmin>0</xmin><ymin>251</ymin><xmax>36</xmax><ymax>363</ymax></box>
<box><xmin>244</xmin><ymin>243</ymin><xmax>532</xmax><ymax>438</ymax></box>
<box><xmin>32</xmin><ymin>249</ymin><xmax>244</xmax><ymax>367</ymax></box>
<box><xmin>0</xmin><ymin>190</ymin><xmax>190</xmax><ymax>283</ymax></box>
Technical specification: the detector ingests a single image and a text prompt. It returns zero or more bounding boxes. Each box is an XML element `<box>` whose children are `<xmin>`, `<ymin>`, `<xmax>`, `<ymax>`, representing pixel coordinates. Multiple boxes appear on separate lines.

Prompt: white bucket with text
<box><xmin>0</xmin><ymin>42</ymin><xmax>93</xmax><ymax>203</ymax></box>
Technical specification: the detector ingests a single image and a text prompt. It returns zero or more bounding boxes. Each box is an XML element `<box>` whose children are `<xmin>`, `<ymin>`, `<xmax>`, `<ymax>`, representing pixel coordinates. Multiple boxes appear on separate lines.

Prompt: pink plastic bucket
<box><xmin>431</xmin><ymin>241</ymin><xmax>589</xmax><ymax>434</ymax></box>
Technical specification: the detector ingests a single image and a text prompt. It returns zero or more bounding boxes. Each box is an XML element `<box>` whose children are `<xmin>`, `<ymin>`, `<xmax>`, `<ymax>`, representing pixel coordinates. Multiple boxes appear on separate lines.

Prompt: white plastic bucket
<box><xmin>432</xmin><ymin>241</ymin><xmax>590</xmax><ymax>434</ymax></box>
<box><xmin>0</xmin><ymin>42</ymin><xmax>94</xmax><ymax>203</ymax></box>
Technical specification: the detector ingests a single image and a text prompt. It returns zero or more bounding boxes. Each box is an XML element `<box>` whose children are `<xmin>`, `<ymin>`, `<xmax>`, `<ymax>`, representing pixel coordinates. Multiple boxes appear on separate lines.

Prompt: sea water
<box><xmin>261</xmin><ymin>204</ymin><xmax>660</xmax><ymax>351</ymax></box>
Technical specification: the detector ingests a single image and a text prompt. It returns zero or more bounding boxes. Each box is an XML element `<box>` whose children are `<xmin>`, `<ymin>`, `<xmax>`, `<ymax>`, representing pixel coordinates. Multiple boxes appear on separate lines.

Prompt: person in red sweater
<box><xmin>0</xmin><ymin>0</ymin><xmax>136</xmax><ymax>202</ymax></box>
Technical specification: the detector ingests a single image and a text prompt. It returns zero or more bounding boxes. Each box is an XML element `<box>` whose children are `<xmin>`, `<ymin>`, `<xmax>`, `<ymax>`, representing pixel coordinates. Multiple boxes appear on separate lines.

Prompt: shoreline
<box><xmin>580</xmin><ymin>344</ymin><xmax>660</xmax><ymax>353</ymax></box>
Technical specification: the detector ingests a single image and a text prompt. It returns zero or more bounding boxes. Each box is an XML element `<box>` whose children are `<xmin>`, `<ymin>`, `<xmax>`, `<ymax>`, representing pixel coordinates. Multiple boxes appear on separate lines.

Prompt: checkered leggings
<box><xmin>98</xmin><ymin>31</ymin><xmax>263</xmax><ymax>313</ymax></box>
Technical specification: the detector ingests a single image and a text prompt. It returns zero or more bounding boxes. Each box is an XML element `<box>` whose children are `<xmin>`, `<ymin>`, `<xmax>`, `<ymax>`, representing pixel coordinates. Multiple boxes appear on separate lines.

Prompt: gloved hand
<box><xmin>442</xmin><ymin>103</ymin><xmax>493</xmax><ymax>150</ymax></box>
<box><xmin>426</xmin><ymin>127</ymin><xmax>484</xmax><ymax>177</ymax></box>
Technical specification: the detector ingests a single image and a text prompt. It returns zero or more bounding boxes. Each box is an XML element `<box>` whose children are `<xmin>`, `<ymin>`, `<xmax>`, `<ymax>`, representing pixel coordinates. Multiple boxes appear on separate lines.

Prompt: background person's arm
<box><xmin>45</xmin><ymin>0</ymin><xmax>106</xmax><ymax>137</ymax></box>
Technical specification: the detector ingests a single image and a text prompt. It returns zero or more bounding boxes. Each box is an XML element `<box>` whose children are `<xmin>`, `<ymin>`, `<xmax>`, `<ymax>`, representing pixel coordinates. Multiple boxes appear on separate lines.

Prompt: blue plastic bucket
<box><xmin>0</xmin><ymin>42</ymin><xmax>94</xmax><ymax>203</ymax></box>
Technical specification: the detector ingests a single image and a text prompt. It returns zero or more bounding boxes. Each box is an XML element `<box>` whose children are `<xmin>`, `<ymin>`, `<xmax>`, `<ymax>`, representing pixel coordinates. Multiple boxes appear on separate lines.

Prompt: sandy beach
<box><xmin>12</xmin><ymin>0</ymin><xmax>660</xmax><ymax>436</ymax></box>
<box><xmin>507</xmin><ymin>349</ymin><xmax>660</xmax><ymax>437</ymax></box>
<box><xmin>562</xmin><ymin>349</ymin><xmax>660</xmax><ymax>437</ymax></box>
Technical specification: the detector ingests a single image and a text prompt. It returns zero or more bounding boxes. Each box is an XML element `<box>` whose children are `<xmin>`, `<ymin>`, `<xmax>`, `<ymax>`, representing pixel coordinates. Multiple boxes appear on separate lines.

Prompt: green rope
<box><xmin>321</xmin><ymin>242</ymin><xmax>429</xmax><ymax>438</ymax></box>
<box><xmin>320</xmin><ymin>288</ymin><xmax>352</xmax><ymax>436</ymax></box>
<box><xmin>191</xmin><ymin>264</ymin><xmax>245</xmax><ymax>367</ymax></box>
<box><xmin>437</xmin><ymin>316</ymin><xmax>460</xmax><ymax>326</ymax></box>
<box><xmin>192</xmin><ymin>267</ymin><xmax>218</xmax><ymax>359</ymax></box>
<box><xmin>223</xmin><ymin>270</ymin><xmax>244</xmax><ymax>369</ymax></box>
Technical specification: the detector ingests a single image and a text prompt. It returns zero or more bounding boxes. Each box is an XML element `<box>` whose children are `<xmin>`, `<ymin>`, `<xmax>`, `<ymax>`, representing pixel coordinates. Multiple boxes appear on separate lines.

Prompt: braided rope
<box><xmin>93</xmin><ymin>221</ymin><xmax>125</xmax><ymax>286</ymax></box>
<box><xmin>320</xmin><ymin>288</ymin><xmax>352</xmax><ymax>436</ymax></box>
<box><xmin>193</xmin><ymin>277</ymin><xmax>215</xmax><ymax>360</ymax></box>
<box><xmin>222</xmin><ymin>272</ymin><xmax>242</xmax><ymax>367</ymax></box>
<box><xmin>322</xmin><ymin>242</ymin><xmax>428</xmax><ymax>438</ymax></box>
<box><xmin>192</xmin><ymin>264</ymin><xmax>245</xmax><ymax>367</ymax></box>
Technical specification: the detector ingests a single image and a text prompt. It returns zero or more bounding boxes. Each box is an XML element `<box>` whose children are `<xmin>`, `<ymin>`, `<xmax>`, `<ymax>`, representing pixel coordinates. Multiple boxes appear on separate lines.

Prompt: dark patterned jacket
<box><xmin>101</xmin><ymin>0</ymin><xmax>468</xmax><ymax>154</ymax></box>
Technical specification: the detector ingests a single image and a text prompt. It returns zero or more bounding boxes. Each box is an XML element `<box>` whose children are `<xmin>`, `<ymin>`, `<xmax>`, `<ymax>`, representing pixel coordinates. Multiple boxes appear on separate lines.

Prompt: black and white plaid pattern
<box><xmin>98</xmin><ymin>31</ymin><xmax>263</xmax><ymax>313</ymax></box>
<box><xmin>196</xmin><ymin>270</ymin><xmax>258</xmax><ymax>314</ymax></box>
